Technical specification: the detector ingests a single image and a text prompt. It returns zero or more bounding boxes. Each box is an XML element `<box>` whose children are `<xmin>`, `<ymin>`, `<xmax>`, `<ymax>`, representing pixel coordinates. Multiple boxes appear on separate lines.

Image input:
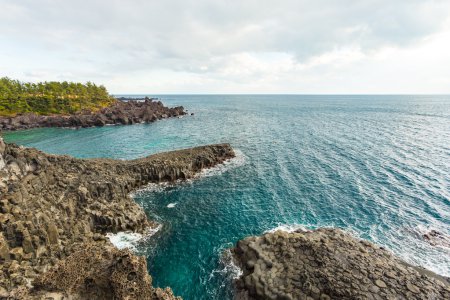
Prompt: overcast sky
<box><xmin>1</xmin><ymin>0</ymin><xmax>450</xmax><ymax>94</ymax></box>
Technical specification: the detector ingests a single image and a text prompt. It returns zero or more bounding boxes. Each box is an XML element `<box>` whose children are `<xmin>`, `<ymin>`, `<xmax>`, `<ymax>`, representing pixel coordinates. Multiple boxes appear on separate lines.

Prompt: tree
<box><xmin>0</xmin><ymin>77</ymin><xmax>116</xmax><ymax>116</ymax></box>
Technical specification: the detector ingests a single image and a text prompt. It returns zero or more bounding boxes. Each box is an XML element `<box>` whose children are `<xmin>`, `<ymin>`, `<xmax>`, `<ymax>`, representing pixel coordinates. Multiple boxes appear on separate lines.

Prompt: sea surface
<box><xmin>3</xmin><ymin>95</ymin><xmax>450</xmax><ymax>299</ymax></box>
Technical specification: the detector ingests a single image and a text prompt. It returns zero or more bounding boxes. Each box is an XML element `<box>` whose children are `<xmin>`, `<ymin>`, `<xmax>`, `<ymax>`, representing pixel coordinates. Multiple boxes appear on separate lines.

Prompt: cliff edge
<box><xmin>232</xmin><ymin>228</ymin><xmax>450</xmax><ymax>300</ymax></box>
<box><xmin>0</xmin><ymin>137</ymin><xmax>235</xmax><ymax>299</ymax></box>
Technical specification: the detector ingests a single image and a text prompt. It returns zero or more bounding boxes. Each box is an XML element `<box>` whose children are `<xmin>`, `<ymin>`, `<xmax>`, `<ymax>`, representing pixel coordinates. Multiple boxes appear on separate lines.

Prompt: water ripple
<box><xmin>4</xmin><ymin>95</ymin><xmax>450</xmax><ymax>299</ymax></box>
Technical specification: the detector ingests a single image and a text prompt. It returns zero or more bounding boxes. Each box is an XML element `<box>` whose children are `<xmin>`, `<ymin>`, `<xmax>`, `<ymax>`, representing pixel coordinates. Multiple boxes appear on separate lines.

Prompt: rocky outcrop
<box><xmin>0</xmin><ymin>137</ymin><xmax>235</xmax><ymax>299</ymax></box>
<box><xmin>0</xmin><ymin>99</ymin><xmax>186</xmax><ymax>131</ymax></box>
<box><xmin>31</xmin><ymin>243</ymin><xmax>181</xmax><ymax>300</ymax></box>
<box><xmin>232</xmin><ymin>228</ymin><xmax>450</xmax><ymax>300</ymax></box>
<box><xmin>116</xmin><ymin>97</ymin><xmax>159</xmax><ymax>101</ymax></box>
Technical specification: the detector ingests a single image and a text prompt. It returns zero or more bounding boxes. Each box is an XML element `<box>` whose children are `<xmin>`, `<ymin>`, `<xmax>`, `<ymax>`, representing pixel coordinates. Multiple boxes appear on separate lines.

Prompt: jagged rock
<box><xmin>31</xmin><ymin>243</ymin><xmax>180</xmax><ymax>300</ymax></box>
<box><xmin>0</xmin><ymin>137</ymin><xmax>235</xmax><ymax>298</ymax></box>
<box><xmin>232</xmin><ymin>228</ymin><xmax>450</xmax><ymax>300</ymax></box>
<box><xmin>422</xmin><ymin>230</ymin><xmax>450</xmax><ymax>248</ymax></box>
<box><xmin>0</xmin><ymin>99</ymin><xmax>186</xmax><ymax>131</ymax></box>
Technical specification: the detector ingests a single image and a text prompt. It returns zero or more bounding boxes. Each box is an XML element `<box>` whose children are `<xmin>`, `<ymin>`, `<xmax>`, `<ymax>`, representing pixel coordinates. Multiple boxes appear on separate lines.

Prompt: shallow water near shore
<box><xmin>4</xmin><ymin>95</ymin><xmax>450</xmax><ymax>299</ymax></box>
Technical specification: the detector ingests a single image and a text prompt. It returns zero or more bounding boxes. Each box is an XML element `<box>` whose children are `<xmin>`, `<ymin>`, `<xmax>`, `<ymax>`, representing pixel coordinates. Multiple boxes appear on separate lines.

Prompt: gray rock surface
<box><xmin>232</xmin><ymin>228</ymin><xmax>450</xmax><ymax>300</ymax></box>
<box><xmin>0</xmin><ymin>99</ymin><xmax>185</xmax><ymax>131</ymax></box>
<box><xmin>0</xmin><ymin>137</ymin><xmax>235</xmax><ymax>299</ymax></box>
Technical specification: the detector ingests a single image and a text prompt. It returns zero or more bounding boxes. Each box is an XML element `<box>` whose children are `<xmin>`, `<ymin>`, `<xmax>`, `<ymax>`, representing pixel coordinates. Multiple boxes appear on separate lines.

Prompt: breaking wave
<box><xmin>106</xmin><ymin>224</ymin><xmax>162</xmax><ymax>251</ymax></box>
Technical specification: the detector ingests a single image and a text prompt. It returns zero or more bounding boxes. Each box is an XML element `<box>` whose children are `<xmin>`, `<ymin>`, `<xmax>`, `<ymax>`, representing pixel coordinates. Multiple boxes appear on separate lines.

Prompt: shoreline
<box><xmin>1</xmin><ymin>110</ymin><xmax>449</xmax><ymax>299</ymax></box>
<box><xmin>0</xmin><ymin>99</ymin><xmax>186</xmax><ymax>131</ymax></box>
<box><xmin>2</xmin><ymin>133</ymin><xmax>449</xmax><ymax>299</ymax></box>
<box><xmin>232</xmin><ymin>228</ymin><xmax>450</xmax><ymax>299</ymax></box>
<box><xmin>0</xmin><ymin>137</ymin><xmax>235</xmax><ymax>299</ymax></box>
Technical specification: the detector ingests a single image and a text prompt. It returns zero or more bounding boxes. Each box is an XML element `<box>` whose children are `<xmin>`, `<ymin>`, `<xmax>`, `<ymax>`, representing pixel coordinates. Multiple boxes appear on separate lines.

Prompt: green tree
<box><xmin>0</xmin><ymin>77</ymin><xmax>116</xmax><ymax>116</ymax></box>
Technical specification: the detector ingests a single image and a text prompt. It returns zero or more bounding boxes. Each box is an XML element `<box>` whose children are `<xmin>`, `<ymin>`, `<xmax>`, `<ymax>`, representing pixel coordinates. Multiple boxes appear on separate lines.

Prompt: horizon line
<box><xmin>112</xmin><ymin>93</ymin><xmax>450</xmax><ymax>96</ymax></box>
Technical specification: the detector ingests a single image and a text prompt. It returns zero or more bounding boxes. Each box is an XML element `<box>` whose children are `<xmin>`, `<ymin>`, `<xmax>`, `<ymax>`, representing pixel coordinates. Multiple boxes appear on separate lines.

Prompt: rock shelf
<box><xmin>0</xmin><ymin>138</ymin><xmax>235</xmax><ymax>299</ymax></box>
<box><xmin>232</xmin><ymin>228</ymin><xmax>450</xmax><ymax>300</ymax></box>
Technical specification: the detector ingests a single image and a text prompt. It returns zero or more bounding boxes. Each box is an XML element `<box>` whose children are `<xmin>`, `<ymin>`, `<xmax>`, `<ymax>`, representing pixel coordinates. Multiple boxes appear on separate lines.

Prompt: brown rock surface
<box><xmin>0</xmin><ymin>99</ymin><xmax>186</xmax><ymax>131</ymax></box>
<box><xmin>232</xmin><ymin>228</ymin><xmax>450</xmax><ymax>300</ymax></box>
<box><xmin>0</xmin><ymin>137</ymin><xmax>235</xmax><ymax>299</ymax></box>
<box><xmin>30</xmin><ymin>243</ymin><xmax>181</xmax><ymax>300</ymax></box>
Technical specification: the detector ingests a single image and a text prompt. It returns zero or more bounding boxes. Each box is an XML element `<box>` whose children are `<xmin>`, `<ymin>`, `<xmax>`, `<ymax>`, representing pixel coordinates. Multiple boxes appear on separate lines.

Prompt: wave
<box><xmin>217</xmin><ymin>249</ymin><xmax>243</xmax><ymax>280</ymax></box>
<box><xmin>196</xmin><ymin>149</ymin><xmax>247</xmax><ymax>179</ymax></box>
<box><xmin>265</xmin><ymin>223</ymin><xmax>450</xmax><ymax>277</ymax></box>
<box><xmin>106</xmin><ymin>224</ymin><xmax>162</xmax><ymax>251</ymax></box>
<box><xmin>131</xmin><ymin>148</ymin><xmax>247</xmax><ymax>196</ymax></box>
<box><xmin>264</xmin><ymin>223</ymin><xmax>310</xmax><ymax>233</ymax></box>
<box><xmin>207</xmin><ymin>247</ymin><xmax>243</xmax><ymax>295</ymax></box>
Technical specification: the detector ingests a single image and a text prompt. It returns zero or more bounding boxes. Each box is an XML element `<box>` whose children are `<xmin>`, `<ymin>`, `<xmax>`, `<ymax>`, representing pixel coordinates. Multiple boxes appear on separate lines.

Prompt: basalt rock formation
<box><xmin>0</xmin><ymin>99</ymin><xmax>186</xmax><ymax>131</ymax></box>
<box><xmin>232</xmin><ymin>228</ymin><xmax>450</xmax><ymax>300</ymax></box>
<box><xmin>0</xmin><ymin>137</ymin><xmax>235</xmax><ymax>299</ymax></box>
<box><xmin>116</xmin><ymin>96</ymin><xmax>159</xmax><ymax>101</ymax></box>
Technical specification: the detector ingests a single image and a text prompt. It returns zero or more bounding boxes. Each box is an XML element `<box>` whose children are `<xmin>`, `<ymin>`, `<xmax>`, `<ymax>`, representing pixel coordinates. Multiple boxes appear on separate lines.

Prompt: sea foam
<box><xmin>131</xmin><ymin>148</ymin><xmax>246</xmax><ymax>196</ymax></box>
<box><xmin>106</xmin><ymin>224</ymin><xmax>162</xmax><ymax>251</ymax></box>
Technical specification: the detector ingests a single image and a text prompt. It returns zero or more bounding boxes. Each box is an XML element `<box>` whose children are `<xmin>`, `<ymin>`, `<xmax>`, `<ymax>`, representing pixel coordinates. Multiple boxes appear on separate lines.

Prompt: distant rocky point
<box><xmin>232</xmin><ymin>228</ymin><xmax>450</xmax><ymax>300</ymax></box>
<box><xmin>115</xmin><ymin>96</ymin><xmax>159</xmax><ymax>101</ymax></box>
<box><xmin>0</xmin><ymin>99</ymin><xmax>185</xmax><ymax>131</ymax></box>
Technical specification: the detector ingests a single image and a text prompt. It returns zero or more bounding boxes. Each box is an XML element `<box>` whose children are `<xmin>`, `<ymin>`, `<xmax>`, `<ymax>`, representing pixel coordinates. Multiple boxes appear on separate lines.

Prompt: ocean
<box><xmin>3</xmin><ymin>95</ymin><xmax>450</xmax><ymax>299</ymax></box>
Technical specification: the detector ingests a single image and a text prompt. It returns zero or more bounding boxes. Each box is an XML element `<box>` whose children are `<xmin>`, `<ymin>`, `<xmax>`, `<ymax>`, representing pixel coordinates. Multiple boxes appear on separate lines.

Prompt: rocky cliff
<box><xmin>233</xmin><ymin>228</ymin><xmax>450</xmax><ymax>300</ymax></box>
<box><xmin>0</xmin><ymin>99</ymin><xmax>185</xmax><ymax>131</ymax></box>
<box><xmin>0</xmin><ymin>138</ymin><xmax>235</xmax><ymax>299</ymax></box>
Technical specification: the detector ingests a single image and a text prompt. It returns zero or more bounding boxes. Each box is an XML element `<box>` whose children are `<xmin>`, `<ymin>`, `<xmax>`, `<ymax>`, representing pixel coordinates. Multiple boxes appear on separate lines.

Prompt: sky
<box><xmin>1</xmin><ymin>0</ymin><xmax>450</xmax><ymax>94</ymax></box>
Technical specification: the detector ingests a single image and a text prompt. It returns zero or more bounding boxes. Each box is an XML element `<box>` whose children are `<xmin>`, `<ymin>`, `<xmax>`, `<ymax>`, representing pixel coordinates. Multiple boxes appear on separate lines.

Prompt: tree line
<box><xmin>0</xmin><ymin>77</ymin><xmax>116</xmax><ymax>116</ymax></box>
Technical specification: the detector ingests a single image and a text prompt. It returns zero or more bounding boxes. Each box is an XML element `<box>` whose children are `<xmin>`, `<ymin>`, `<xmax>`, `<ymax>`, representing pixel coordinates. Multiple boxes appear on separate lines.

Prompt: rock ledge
<box><xmin>0</xmin><ymin>138</ymin><xmax>235</xmax><ymax>299</ymax></box>
<box><xmin>232</xmin><ymin>228</ymin><xmax>450</xmax><ymax>300</ymax></box>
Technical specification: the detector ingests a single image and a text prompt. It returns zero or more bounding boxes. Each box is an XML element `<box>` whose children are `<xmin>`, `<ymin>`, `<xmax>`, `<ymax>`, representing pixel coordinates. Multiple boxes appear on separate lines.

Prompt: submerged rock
<box><xmin>0</xmin><ymin>99</ymin><xmax>186</xmax><ymax>131</ymax></box>
<box><xmin>422</xmin><ymin>230</ymin><xmax>450</xmax><ymax>248</ymax></box>
<box><xmin>232</xmin><ymin>228</ymin><xmax>450</xmax><ymax>300</ymax></box>
<box><xmin>0</xmin><ymin>137</ymin><xmax>235</xmax><ymax>299</ymax></box>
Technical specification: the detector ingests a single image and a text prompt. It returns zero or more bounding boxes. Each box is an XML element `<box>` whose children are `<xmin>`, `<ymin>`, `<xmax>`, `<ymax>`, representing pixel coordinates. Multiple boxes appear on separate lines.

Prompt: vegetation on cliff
<box><xmin>0</xmin><ymin>77</ymin><xmax>116</xmax><ymax>116</ymax></box>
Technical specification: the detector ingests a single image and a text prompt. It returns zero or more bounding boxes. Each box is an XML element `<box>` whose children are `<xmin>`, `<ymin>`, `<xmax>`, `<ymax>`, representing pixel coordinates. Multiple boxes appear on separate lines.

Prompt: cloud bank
<box><xmin>1</xmin><ymin>0</ymin><xmax>450</xmax><ymax>93</ymax></box>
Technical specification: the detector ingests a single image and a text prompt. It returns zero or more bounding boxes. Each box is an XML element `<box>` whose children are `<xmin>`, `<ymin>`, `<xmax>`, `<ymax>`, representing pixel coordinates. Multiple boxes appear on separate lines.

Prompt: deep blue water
<box><xmin>3</xmin><ymin>95</ymin><xmax>450</xmax><ymax>299</ymax></box>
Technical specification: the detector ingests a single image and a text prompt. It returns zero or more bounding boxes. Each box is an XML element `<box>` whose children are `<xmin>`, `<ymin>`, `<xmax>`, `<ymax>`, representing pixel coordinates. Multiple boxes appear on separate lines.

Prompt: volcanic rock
<box><xmin>232</xmin><ymin>228</ymin><xmax>450</xmax><ymax>300</ymax></box>
<box><xmin>0</xmin><ymin>137</ymin><xmax>235</xmax><ymax>299</ymax></box>
<box><xmin>0</xmin><ymin>99</ymin><xmax>186</xmax><ymax>131</ymax></box>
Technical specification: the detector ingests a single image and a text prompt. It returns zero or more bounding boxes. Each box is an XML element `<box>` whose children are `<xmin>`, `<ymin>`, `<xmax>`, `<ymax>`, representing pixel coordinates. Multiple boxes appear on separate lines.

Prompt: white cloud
<box><xmin>0</xmin><ymin>0</ymin><xmax>449</xmax><ymax>93</ymax></box>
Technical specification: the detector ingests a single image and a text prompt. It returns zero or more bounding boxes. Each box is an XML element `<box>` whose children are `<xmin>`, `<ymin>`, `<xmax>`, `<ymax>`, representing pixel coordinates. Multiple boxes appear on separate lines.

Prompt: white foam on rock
<box><xmin>221</xmin><ymin>249</ymin><xmax>243</xmax><ymax>280</ymax></box>
<box><xmin>264</xmin><ymin>223</ymin><xmax>450</xmax><ymax>277</ymax></box>
<box><xmin>106</xmin><ymin>224</ymin><xmax>162</xmax><ymax>251</ymax></box>
<box><xmin>196</xmin><ymin>149</ymin><xmax>247</xmax><ymax>179</ymax></box>
<box><xmin>131</xmin><ymin>148</ymin><xmax>247</xmax><ymax>196</ymax></box>
<box><xmin>209</xmin><ymin>247</ymin><xmax>243</xmax><ymax>288</ymax></box>
<box><xmin>265</xmin><ymin>223</ymin><xmax>311</xmax><ymax>234</ymax></box>
<box><xmin>106</xmin><ymin>231</ymin><xmax>143</xmax><ymax>251</ymax></box>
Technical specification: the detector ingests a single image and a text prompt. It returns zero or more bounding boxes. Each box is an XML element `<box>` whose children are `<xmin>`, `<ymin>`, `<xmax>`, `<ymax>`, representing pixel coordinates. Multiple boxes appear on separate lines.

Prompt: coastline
<box><xmin>232</xmin><ymin>228</ymin><xmax>450</xmax><ymax>299</ymax></box>
<box><xmin>0</xmin><ymin>99</ymin><xmax>185</xmax><ymax>131</ymax></box>
<box><xmin>0</xmin><ymin>137</ymin><xmax>235</xmax><ymax>299</ymax></box>
<box><xmin>1</xmin><ymin>97</ymin><xmax>449</xmax><ymax>299</ymax></box>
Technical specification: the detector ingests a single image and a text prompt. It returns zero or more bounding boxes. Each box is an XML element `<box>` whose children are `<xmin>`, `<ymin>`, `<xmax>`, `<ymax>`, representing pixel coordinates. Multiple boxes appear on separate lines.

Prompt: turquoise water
<box><xmin>3</xmin><ymin>95</ymin><xmax>450</xmax><ymax>299</ymax></box>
